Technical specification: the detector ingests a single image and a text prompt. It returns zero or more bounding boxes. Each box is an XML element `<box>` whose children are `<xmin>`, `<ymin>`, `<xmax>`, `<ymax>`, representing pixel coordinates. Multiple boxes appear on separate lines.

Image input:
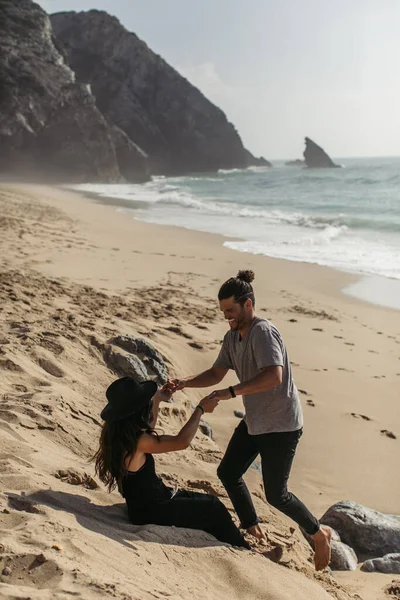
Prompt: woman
<box><xmin>94</xmin><ymin>376</ymin><xmax>250</xmax><ymax>549</ymax></box>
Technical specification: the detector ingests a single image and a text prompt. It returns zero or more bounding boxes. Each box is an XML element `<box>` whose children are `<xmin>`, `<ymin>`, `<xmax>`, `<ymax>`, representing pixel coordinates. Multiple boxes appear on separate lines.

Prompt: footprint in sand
<box><xmin>350</xmin><ymin>413</ymin><xmax>372</xmax><ymax>421</ymax></box>
<box><xmin>13</xmin><ymin>384</ymin><xmax>28</xmax><ymax>393</ymax></box>
<box><xmin>0</xmin><ymin>358</ymin><xmax>23</xmax><ymax>372</ymax></box>
<box><xmin>0</xmin><ymin>510</ymin><xmax>28</xmax><ymax>530</ymax></box>
<box><xmin>39</xmin><ymin>338</ymin><xmax>64</xmax><ymax>355</ymax></box>
<box><xmin>306</xmin><ymin>399</ymin><xmax>315</xmax><ymax>407</ymax></box>
<box><xmin>0</xmin><ymin>553</ymin><xmax>62</xmax><ymax>588</ymax></box>
<box><xmin>165</xmin><ymin>325</ymin><xmax>193</xmax><ymax>340</ymax></box>
<box><xmin>38</xmin><ymin>358</ymin><xmax>64</xmax><ymax>378</ymax></box>
<box><xmin>380</xmin><ymin>429</ymin><xmax>397</xmax><ymax>440</ymax></box>
<box><xmin>188</xmin><ymin>342</ymin><xmax>203</xmax><ymax>350</ymax></box>
<box><xmin>312</xmin><ymin>328</ymin><xmax>323</xmax><ymax>332</ymax></box>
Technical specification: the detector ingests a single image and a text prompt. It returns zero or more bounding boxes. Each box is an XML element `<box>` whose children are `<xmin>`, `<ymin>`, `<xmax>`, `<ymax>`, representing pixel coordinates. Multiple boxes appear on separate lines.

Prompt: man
<box><xmin>170</xmin><ymin>269</ymin><xmax>331</xmax><ymax>570</ymax></box>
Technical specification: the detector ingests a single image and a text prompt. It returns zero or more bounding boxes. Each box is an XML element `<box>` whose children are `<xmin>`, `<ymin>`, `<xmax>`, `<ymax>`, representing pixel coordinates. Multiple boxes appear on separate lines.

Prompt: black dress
<box><xmin>122</xmin><ymin>453</ymin><xmax>249</xmax><ymax>548</ymax></box>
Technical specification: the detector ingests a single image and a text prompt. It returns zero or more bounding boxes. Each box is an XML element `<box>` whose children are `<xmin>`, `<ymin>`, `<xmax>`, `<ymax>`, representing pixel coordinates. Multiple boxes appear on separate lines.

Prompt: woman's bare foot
<box><xmin>247</xmin><ymin>524</ymin><xmax>267</xmax><ymax>543</ymax></box>
<box><xmin>312</xmin><ymin>526</ymin><xmax>332</xmax><ymax>571</ymax></box>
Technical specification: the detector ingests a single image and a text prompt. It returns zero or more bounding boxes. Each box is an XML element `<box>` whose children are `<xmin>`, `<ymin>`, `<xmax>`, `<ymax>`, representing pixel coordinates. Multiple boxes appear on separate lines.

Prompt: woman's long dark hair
<box><xmin>93</xmin><ymin>401</ymin><xmax>155</xmax><ymax>493</ymax></box>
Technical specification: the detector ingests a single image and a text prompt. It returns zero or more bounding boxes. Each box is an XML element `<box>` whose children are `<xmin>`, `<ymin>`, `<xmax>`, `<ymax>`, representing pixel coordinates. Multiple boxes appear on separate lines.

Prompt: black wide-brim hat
<box><xmin>101</xmin><ymin>376</ymin><xmax>158</xmax><ymax>423</ymax></box>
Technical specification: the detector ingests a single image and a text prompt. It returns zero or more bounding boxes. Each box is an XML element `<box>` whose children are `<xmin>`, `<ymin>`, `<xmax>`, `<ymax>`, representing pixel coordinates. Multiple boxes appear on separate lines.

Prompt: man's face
<box><xmin>219</xmin><ymin>296</ymin><xmax>250</xmax><ymax>331</ymax></box>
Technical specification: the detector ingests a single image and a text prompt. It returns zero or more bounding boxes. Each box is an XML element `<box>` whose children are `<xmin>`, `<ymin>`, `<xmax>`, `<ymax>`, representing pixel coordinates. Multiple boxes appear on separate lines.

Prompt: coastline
<box><xmin>75</xmin><ymin>185</ymin><xmax>400</xmax><ymax>314</ymax></box>
<box><xmin>1</xmin><ymin>182</ymin><xmax>398</xmax><ymax>600</ymax></box>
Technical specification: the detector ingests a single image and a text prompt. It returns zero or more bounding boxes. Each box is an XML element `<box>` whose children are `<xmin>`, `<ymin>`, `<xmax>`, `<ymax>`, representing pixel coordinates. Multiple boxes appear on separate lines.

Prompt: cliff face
<box><xmin>0</xmin><ymin>0</ymin><xmax>125</xmax><ymax>182</ymax></box>
<box><xmin>50</xmin><ymin>10</ymin><xmax>266</xmax><ymax>175</ymax></box>
<box><xmin>0</xmin><ymin>1</ymin><xmax>268</xmax><ymax>182</ymax></box>
<box><xmin>303</xmin><ymin>137</ymin><xmax>339</xmax><ymax>168</ymax></box>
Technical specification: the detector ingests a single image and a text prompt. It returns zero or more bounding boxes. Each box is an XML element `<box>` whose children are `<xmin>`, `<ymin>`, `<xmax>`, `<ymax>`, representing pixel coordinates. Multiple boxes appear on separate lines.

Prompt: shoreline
<box><xmin>73</xmin><ymin>185</ymin><xmax>400</xmax><ymax>314</ymax></box>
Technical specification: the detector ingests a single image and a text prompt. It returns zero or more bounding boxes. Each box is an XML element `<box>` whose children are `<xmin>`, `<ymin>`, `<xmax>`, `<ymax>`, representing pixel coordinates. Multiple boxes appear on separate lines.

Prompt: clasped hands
<box><xmin>161</xmin><ymin>379</ymin><xmax>233</xmax><ymax>414</ymax></box>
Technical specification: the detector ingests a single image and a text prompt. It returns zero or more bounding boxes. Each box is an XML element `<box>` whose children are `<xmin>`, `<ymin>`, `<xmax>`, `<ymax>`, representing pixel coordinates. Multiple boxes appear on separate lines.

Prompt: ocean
<box><xmin>71</xmin><ymin>157</ymin><xmax>400</xmax><ymax>307</ymax></box>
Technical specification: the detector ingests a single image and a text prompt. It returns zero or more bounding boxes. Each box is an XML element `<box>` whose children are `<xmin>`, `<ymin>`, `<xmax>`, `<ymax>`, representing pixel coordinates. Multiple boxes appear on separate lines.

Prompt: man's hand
<box><xmin>207</xmin><ymin>388</ymin><xmax>232</xmax><ymax>401</ymax></box>
<box><xmin>199</xmin><ymin>396</ymin><xmax>219</xmax><ymax>413</ymax></box>
<box><xmin>167</xmin><ymin>378</ymin><xmax>186</xmax><ymax>392</ymax></box>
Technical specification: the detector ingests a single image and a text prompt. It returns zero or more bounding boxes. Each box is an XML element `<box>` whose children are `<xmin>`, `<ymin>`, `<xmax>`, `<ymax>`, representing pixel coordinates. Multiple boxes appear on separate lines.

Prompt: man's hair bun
<box><xmin>236</xmin><ymin>270</ymin><xmax>255</xmax><ymax>284</ymax></box>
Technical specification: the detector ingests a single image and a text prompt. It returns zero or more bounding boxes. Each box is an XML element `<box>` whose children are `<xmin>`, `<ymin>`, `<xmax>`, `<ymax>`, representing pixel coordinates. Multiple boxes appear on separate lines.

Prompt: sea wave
<box><xmin>224</xmin><ymin>238</ymin><xmax>400</xmax><ymax>280</ymax></box>
<box><xmin>68</xmin><ymin>160</ymin><xmax>400</xmax><ymax>282</ymax></box>
<box><xmin>69</xmin><ymin>181</ymin><xmax>400</xmax><ymax>233</ymax></box>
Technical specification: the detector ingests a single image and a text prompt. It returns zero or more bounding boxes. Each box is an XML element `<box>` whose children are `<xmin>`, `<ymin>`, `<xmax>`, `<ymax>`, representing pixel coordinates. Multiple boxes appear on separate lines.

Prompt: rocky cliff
<box><xmin>50</xmin><ymin>10</ymin><xmax>267</xmax><ymax>175</ymax></box>
<box><xmin>303</xmin><ymin>137</ymin><xmax>339</xmax><ymax>168</ymax></box>
<box><xmin>0</xmin><ymin>0</ymin><xmax>128</xmax><ymax>182</ymax></box>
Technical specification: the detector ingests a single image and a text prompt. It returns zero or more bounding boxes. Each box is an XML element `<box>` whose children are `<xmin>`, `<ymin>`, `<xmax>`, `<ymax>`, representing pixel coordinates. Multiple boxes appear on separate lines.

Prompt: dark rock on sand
<box><xmin>361</xmin><ymin>553</ymin><xmax>400</xmax><ymax>574</ymax></box>
<box><xmin>104</xmin><ymin>348</ymin><xmax>148</xmax><ymax>382</ymax></box>
<box><xmin>107</xmin><ymin>335</ymin><xmax>169</xmax><ymax>385</ymax></box>
<box><xmin>321</xmin><ymin>501</ymin><xmax>400</xmax><ymax>558</ymax></box>
<box><xmin>330</xmin><ymin>541</ymin><xmax>358</xmax><ymax>571</ymax></box>
<box><xmin>303</xmin><ymin>137</ymin><xmax>339</xmax><ymax>168</ymax></box>
<box><xmin>199</xmin><ymin>420</ymin><xmax>213</xmax><ymax>439</ymax></box>
<box><xmin>0</xmin><ymin>0</ymin><xmax>121</xmax><ymax>182</ymax></box>
<box><xmin>234</xmin><ymin>410</ymin><xmax>245</xmax><ymax>419</ymax></box>
<box><xmin>50</xmin><ymin>10</ymin><xmax>268</xmax><ymax>175</ymax></box>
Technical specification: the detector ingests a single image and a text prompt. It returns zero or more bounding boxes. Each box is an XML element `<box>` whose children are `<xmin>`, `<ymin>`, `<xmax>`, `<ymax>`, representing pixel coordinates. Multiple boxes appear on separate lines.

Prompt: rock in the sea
<box><xmin>104</xmin><ymin>335</ymin><xmax>169</xmax><ymax>388</ymax></box>
<box><xmin>321</xmin><ymin>501</ymin><xmax>400</xmax><ymax>558</ymax></box>
<box><xmin>303</xmin><ymin>137</ymin><xmax>339</xmax><ymax>168</ymax></box>
<box><xmin>51</xmin><ymin>10</ymin><xmax>269</xmax><ymax>175</ymax></box>
<box><xmin>244</xmin><ymin>150</ymin><xmax>272</xmax><ymax>168</ymax></box>
<box><xmin>361</xmin><ymin>553</ymin><xmax>400</xmax><ymax>574</ymax></box>
<box><xmin>330</xmin><ymin>541</ymin><xmax>358</xmax><ymax>571</ymax></box>
<box><xmin>0</xmin><ymin>0</ymin><xmax>122</xmax><ymax>182</ymax></box>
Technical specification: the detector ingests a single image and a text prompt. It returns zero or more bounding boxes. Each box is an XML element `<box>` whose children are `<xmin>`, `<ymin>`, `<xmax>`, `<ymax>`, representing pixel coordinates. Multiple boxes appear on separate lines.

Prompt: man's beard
<box><xmin>228</xmin><ymin>309</ymin><xmax>246</xmax><ymax>330</ymax></box>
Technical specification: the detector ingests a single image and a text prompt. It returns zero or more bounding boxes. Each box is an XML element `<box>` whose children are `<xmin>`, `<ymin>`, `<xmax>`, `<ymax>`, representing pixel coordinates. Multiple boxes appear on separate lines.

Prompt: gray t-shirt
<box><xmin>213</xmin><ymin>317</ymin><xmax>303</xmax><ymax>435</ymax></box>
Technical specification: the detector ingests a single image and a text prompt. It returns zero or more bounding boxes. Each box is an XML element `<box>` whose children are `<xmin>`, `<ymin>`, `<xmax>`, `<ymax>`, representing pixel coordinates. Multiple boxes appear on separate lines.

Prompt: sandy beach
<box><xmin>0</xmin><ymin>183</ymin><xmax>399</xmax><ymax>600</ymax></box>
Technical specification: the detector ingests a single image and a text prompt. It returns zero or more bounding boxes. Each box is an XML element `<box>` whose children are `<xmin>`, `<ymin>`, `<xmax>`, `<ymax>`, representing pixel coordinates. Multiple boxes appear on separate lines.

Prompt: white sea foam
<box><xmin>68</xmin><ymin>158</ymin><xmax>400</xmax><ymax>282</ymax></box>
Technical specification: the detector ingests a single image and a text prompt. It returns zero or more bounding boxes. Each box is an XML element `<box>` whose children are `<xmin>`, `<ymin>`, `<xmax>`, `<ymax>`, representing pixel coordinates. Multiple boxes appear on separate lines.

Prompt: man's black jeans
<box><xmin>217</xmin><ymin>420</ymin><xmax>320</xmax><ymax>535</ymax></box>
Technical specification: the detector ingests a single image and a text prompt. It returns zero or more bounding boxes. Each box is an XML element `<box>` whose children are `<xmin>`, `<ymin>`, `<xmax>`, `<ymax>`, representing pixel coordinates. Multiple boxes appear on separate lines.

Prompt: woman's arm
<box><xmin>149</xmin><ymin>385</ymin><xmax>173</xmax><ymax>429</ymax></box>
<box><xmin>138</xmin><ymin>395</ymin><xmax>219</xmax><ymax>454</ymax></box>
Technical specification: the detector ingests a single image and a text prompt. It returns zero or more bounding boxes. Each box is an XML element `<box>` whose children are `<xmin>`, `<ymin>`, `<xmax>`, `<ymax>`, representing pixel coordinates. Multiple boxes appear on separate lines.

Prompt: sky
<box><xmin>37</xmin><ymin>0</ymin><xmax>400</xmax><ymax>159</ymax></box>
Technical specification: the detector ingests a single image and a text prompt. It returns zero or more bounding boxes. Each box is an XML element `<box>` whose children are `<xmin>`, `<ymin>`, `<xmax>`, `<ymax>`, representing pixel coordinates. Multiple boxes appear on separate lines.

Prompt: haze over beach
<box><xmin>0</xmin><ymin>1</ymin><xmax>399</xmax><ymax>600</ymax></box>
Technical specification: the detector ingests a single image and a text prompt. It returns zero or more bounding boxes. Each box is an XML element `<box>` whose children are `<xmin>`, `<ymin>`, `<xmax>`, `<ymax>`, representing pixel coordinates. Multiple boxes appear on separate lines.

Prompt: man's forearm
<box><xmin>233</xmin><ymin>367</ymin><xmax>282</xmax><ymax>396</ymax></box>
<box><xmin>185</xmin><ymin>368</ymin><xmax>225</xmax><ymax>389</ymax></box>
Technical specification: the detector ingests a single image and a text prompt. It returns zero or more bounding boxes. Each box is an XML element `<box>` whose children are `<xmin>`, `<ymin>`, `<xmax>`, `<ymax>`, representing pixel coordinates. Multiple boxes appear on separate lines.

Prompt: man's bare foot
<box><xmin>312</xmin><ymin>526</ymin><xmax>332</xmax><ymax>571</ymax></box>
<box><xmin>247</xmin><ymin>524</ymin><xmax>267</xmax><ymax>543</ymax></box>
